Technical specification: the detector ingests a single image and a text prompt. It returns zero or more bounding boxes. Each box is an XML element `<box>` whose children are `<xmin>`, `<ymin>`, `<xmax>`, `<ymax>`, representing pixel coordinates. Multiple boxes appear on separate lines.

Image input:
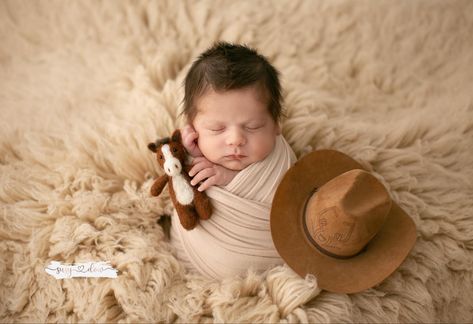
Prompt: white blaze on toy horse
<box><xmin>148</xmin><ymin>129</ymin><xmax>212</xmax><ymax>230</ymax></box>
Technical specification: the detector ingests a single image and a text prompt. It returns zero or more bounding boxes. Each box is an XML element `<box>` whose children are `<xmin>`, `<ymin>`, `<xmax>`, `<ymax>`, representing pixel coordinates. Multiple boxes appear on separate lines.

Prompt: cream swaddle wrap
<box><xmin>170</xmin><ymin>135</ymin><xmax>296</xmax><ymax>279</ymax></box>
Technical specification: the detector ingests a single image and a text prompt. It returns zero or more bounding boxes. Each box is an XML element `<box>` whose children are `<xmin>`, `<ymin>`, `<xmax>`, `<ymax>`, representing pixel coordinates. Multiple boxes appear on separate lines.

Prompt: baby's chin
<box><xmin>219</xmin><ymin>159</ymin><xmax>251</xmax><ymax>171</ymax></box>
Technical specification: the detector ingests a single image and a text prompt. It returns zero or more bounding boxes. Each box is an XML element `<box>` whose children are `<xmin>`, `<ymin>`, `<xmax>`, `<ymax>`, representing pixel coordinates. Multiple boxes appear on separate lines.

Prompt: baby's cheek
<box><xmin>198</xmin><ymin>136</ymin><xmax>218</xmax><ymax>156</ymax></box>
<box><xmin>254</xmin><ymin>137</ymin><xmax>276</xmax><ymax>159</ymax></box>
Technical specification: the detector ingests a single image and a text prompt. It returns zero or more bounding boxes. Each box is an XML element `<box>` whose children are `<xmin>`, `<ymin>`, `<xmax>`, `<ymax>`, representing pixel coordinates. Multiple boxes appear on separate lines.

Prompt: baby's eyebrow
<box><xmin>203</xmin><ymin>120</ymin><xmax>224</xmax><ymax>126</ymax></box>
<box><xmin>246</xmin><ymin>119</ymin><xmax>266</xmax><ymax>124</ymax></box>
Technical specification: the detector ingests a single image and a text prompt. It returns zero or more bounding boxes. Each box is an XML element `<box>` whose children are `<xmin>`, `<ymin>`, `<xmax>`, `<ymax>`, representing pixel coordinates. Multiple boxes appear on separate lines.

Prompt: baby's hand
<box><xmin>181</xmin><ymin>124</ymin><xmax>202</xmax><ymax>158</ymax></box>
<box><xmin>189</xmin><ymin>157</ymin><xmax>238</xmax><ymax>192</ymax></box>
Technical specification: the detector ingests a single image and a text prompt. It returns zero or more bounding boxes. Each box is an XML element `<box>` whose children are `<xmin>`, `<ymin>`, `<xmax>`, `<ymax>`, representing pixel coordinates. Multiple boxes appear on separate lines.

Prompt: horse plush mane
<box><xmin>148</xmin><ymin>129</ymin><xmax>212</xmax><ymax>230</ymax></box>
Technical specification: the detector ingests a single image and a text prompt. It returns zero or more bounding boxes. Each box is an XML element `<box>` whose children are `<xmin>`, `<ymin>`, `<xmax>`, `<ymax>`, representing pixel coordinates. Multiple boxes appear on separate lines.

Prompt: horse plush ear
<box><xmin>148</xmin><ymin>142</ymin><xmax>158</xmax><ymax>153</ymax></box>
<box><xmin>171</xmin><ymin>129</ymin><xmax>182</xmax><ymax>143</ymax></box>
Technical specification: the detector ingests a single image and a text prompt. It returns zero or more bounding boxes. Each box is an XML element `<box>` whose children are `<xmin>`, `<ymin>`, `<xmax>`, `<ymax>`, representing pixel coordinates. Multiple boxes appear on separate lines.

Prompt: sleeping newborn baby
<box><xmin>170</xmin><ymin>42</ymin><xmax>296</xmax><ymax>279</ymax></box>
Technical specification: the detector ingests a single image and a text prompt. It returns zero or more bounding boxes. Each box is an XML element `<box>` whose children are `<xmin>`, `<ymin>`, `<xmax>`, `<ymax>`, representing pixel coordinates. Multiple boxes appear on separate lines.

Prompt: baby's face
<box><xmin>193</xmin><ymin>86</ymin><xmax>280</xmax><ymax>171</ymax></box>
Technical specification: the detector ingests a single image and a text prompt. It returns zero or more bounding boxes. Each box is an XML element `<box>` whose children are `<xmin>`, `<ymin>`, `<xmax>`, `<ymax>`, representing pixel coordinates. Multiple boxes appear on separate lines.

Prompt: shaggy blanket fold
<box><xmin>171</xmin><ymin>135</ymin><xmax>296</xmax><ymax>279</ymax></box>
<box><xmin>1</xmin><ymin>0</ymin><xmax>473</xmax><ymax>322</ymax></box>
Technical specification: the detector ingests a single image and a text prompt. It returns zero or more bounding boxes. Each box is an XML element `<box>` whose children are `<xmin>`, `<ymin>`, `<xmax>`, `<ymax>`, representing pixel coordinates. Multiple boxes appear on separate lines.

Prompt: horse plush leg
<box><xmin>150</xmin><ymin>175</ymin><xmax>168</xmax><ymax>196</ymax></box>
<box><xmin>193</xmin><ymin>191</ymin><xmax>212</xmax><ymax>220</ymax></box>
<box><xmin>175</xmin><ymin>203</ymin><xmax>199</xmax><ymax>230</ymax></box>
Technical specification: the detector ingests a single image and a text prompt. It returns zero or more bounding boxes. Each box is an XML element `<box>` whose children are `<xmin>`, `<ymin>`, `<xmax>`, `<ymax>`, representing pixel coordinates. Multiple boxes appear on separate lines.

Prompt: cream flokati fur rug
<box><xmin>1</xmin><ymin>0</ymin><xmax>473</xmax><ymax>322</ymax></box>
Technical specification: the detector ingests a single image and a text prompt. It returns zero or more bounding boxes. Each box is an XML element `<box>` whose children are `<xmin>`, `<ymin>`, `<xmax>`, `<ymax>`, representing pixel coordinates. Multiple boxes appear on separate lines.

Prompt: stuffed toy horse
<box><xmin>148</xmin><ymin>129</ymin><xmax>212</xmax><ymax>230</ymax></box>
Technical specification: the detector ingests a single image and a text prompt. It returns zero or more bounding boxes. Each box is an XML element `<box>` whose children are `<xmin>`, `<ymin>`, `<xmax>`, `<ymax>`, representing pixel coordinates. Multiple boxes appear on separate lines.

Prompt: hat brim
<box><xmin>270</xmin><ymin>150</ymin><xmax>416</xmax><ymax>294</ymax></box>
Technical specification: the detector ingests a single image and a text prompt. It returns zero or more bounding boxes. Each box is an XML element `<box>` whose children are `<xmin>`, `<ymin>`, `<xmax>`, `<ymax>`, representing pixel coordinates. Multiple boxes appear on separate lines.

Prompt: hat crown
<box><xmin>305</xmin><ymin>169</ymin><xmax>392</xmax><ymax>258</ymax></box>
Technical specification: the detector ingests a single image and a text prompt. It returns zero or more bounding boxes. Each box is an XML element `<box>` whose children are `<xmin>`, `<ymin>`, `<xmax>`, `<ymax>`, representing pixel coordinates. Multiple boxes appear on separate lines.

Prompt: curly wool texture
<box><xmin>1</xmin><ymin>0</ymin><xmax>473</xmax><ymax>322</ymax></box>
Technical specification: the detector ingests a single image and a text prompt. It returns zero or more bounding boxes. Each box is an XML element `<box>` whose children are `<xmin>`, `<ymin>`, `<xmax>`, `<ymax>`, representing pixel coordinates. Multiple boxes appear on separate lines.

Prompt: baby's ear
<box><xmin>171</xmin><ymin>129</ymin><xmax>182</xmax><ymax>143</ymax></box>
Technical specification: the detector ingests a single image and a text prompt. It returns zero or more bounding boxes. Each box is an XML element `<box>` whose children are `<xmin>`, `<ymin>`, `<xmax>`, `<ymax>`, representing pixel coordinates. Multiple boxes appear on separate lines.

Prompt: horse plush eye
<box><xmin>159</xmin><ymin>155</ymin><xmax>163</xmax><ymax>160</ymax></box>
<box><xmin>172</xmin><ymin>148</ymin><xmax>178</xmax><ymax>153</ymax></box>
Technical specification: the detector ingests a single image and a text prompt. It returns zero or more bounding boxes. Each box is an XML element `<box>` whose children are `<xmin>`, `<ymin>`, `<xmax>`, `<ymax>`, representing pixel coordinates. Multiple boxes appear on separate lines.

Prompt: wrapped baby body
<box><xmin>170</xmin><ymin>135</ymin><xmax>296</xmax><ymax>279</ymax></box>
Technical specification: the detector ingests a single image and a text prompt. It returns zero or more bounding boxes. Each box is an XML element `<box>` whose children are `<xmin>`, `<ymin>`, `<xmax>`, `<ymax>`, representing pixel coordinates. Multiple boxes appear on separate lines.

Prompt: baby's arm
<box><xmin>189</xmin><ymin>157</ymin><xmax>238</xmax><ymax>192</ymax></box>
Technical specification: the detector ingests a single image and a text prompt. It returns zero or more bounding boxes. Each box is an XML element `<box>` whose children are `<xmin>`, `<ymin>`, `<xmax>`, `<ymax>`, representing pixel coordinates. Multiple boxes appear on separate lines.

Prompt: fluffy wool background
<box><xmin>1</xmin><ymin>0</ymin><xmax>472</xmax><ymax>322</ymax></box>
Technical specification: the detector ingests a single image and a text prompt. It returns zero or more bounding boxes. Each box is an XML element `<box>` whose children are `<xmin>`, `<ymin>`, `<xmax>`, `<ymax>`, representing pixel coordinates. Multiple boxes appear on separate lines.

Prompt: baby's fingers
<box><xmin>189</xmin><ymin>158</ymin><xmax>213</xmax><ymax>177</ymax></box>
<box><xmin>181</xmin><ymin>124</ymin><xmax>197</xmax><ymax>137</ymax></box>
<box><xmin>181</xmin><ymin>125</ymin><xmax>198</xmax><ymax>144</ymax></box>
<box><xmin>190</xmin><ymin>167</ymin><xmax>215</xmax><ymax>187</ymax></box>
<box><xmin>197</xmin><ymin>176</ymin><xmax>218</xmax><ymax>192</ymax></box>
<box><xmin>183</xmin><ymin>132</ymin><xmax>198</xmax><ymax>149</ymax></box>
<box><xmin>186</xmin><ymin>130</ymin><xmax>199</xmax><ymax>143</ymax></box>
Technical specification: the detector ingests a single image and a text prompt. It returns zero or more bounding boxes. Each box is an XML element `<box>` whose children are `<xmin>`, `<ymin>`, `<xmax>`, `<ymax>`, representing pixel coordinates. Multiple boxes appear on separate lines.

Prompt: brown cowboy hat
<box><xmin>271</xmin><ymin>150</ymin><xmax>416</xmax><ymax>294</ymax></box>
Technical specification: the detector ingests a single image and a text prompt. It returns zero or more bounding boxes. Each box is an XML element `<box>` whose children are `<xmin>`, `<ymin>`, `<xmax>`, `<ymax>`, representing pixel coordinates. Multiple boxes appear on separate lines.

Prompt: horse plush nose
<box><xmin>164</xmin><ymin>159</ymin><xmax>182</xmax><ymax>176</ymax></box>
<box><xmin>160</xmin><ymin>144</ymin><xmax>183</xmax><ymax>176</ymax></box>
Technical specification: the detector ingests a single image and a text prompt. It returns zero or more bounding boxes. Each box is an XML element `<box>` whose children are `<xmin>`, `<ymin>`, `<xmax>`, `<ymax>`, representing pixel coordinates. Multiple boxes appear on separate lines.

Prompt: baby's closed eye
<box><xmin>209</xmin><ymin>126</ymin><xmax>225</xmax><ymax>133</ymax></box>
<box><xmin>245</xmin><ymin>125</ymin><xmax>263</xmax><ymax>131</ymax></box>
<box><xmin>206</xmin><ymin>123</ymin><xmax>265</xmax><ymax>133</ymax></box>
<box><xmin>245</xmin><ymin>123</ymin><xmax>266</xmax><ymax>131</ymax></box>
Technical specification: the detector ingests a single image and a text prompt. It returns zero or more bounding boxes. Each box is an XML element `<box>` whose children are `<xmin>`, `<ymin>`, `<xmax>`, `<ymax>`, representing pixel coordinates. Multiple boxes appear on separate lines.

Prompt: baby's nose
<box><xmin>226</xmin><ymin>128</ymin><xmax>246</xmax><ymax>146</ymax></box>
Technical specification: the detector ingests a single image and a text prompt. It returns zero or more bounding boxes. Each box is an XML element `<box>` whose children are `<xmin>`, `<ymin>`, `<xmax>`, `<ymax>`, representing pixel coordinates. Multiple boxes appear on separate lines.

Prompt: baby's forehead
<box><xmin>188</xmin><ymin>84</ymin><xmax>277</xmax><ymax>124</ymax></box>
<box><xmin>198</xmin><ymin>86</ymin><xmax>268</xmax><ymax>107</ymax></box>
<box><xmin>202</xmin><ymin>84</ymin><xmax>268</xmax><ymax>101</ymax></box>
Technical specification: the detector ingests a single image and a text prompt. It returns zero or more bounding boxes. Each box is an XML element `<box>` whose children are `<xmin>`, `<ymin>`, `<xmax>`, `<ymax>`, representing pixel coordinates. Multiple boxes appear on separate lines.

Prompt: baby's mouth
<box><xmin>225</xmin><ymin>154</ymin><xmax>246</xmax><ymax>160</ymax></box>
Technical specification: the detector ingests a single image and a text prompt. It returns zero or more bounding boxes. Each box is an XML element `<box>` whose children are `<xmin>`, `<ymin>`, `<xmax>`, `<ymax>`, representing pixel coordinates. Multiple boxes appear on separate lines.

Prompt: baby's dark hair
<box><xmin>183</xmin><ymin>42</ymin><xmax>282</xmax><ymax>122</ymax></box>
